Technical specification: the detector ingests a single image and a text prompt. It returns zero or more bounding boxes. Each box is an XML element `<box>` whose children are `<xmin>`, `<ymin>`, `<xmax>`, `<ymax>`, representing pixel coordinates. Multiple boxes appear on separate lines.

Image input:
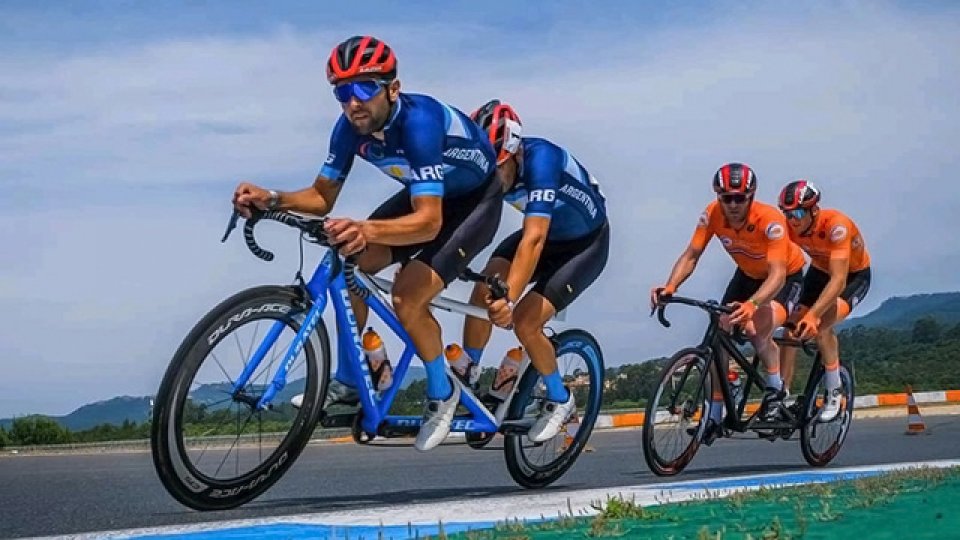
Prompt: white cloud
<box><xmin>2</xmin><ymin>3</ymin><xmax>959</xmax><ymax>417</ymax></box>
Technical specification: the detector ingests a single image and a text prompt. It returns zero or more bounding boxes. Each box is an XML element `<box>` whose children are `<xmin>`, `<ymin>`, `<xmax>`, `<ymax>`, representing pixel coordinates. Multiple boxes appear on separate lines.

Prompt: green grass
<box><xmin>431</xmin><ymin>466</ymin><xmax>960</xmax><ymax>540</ymax></box>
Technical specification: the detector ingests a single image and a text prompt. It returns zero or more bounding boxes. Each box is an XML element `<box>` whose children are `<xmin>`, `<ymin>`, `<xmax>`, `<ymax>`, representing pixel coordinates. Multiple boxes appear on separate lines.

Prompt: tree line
<box><xmin>3</xmin><ymin>316</ymin><xmax>958</xmax><ymax>448</ymax></box>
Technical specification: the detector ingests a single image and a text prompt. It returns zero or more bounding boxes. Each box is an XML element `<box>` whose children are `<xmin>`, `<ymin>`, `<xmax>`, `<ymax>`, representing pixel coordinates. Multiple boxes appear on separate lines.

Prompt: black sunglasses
<box><xmin>719</xmin><ymin>193</ymin><xmax>749</xmax><ymax>204</ymax></box>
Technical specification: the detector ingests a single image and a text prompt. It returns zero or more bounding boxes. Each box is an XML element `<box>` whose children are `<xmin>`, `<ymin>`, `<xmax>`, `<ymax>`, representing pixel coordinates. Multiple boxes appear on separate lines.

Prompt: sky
<box><xmin>1</xmin><ymin>1</ymin><xmax>958</xmax><ymax>418</ymax></box>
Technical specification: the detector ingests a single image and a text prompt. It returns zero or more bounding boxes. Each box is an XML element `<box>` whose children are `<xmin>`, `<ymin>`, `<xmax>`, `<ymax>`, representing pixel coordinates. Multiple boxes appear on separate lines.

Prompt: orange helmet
<box><xmin>471</xmin><ymin>100</ymin><xmax>523</xmax><ymax>165</ymax></box>
<box><xmin>326</xmin><ymin>35</ymin><xmax>397</xmax><ymax>85</ymax></box>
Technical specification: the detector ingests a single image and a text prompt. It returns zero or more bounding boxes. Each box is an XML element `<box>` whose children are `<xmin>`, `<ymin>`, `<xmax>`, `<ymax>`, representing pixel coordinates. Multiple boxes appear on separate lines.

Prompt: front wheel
<box><xmin>642</xmin><ymin>348</ymin><xmax>712</xmax><ymax>476</ymax></box>
<box><xmin>151</xmin><ymin>286</ymin><xmax>330</xmax><ymax>511</ymax></box>
<box><xmin>800</xmin><ymin>365</ymin><xmax>854</xmax><ymax>467</ymax></box>
<box><xmin>503</xmin><ymin>329</ymin><xmax>604</xmax><ymax>488</ymax></box>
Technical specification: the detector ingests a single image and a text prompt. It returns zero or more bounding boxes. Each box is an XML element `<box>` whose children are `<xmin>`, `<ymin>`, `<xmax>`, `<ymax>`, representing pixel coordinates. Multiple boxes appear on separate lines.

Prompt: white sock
<box><xmin>825</xmin><ymin>365</ymin><xmax>841</xmax><ymax>390</ymax></box>
<box><xmin>766</xmin><ymin>372</ymin><xmax>783</xmax><ymax>391</ymax></box>
<box><xmin>710</xmin><ymin>400</ymin><xmax>724</xmax><ymax>423</ymax></box>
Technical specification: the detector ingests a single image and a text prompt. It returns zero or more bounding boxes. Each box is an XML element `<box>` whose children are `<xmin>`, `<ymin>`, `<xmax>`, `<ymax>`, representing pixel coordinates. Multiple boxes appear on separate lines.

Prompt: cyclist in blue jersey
<box><xmin>232</xmin><ymin>36</ymin><xmax>502</xmax><ymax>451</ymax></box>
<box><xmin>457</xmin><ymin>100</ymin><xmax>610</xmax><ymax>442</ymax></box>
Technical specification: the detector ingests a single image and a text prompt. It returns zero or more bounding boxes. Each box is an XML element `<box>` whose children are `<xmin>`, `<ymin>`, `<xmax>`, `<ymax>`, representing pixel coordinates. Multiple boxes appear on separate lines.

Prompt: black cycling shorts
<box><xmin>721</xmin><ymin>268</ymin><xmax>803</xmax><ymax>313</ymax></box>
<box><xmin>491</xmin><ymin>221</ymin><xmax>610</xmax><ymax>312</ymax></box>
<box><xmin>797</xmin><ymin>266</ymin><xmax>872</xmax><ymax>311</ymax></box>
<box><xmin>368</xmin><ymin>175</ymin><xmax>503</xmax><ymax>286</ymax></box>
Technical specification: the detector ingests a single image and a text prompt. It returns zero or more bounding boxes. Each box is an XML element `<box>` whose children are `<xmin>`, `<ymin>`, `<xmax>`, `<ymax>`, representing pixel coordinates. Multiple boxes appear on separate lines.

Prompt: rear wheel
<box><xmin>800</xmin><ymin>365</ymin><xmax>854</xmax><ymax>466</ymax></box>
<box><xmin>503</xmin><ymin>329</ymin><xmax>604</xmax><ymax>488</ymax></box>
<box><xmin>151</xmin><ymin>286</ymin><xmax>330</xmax><ymax>510</ymax></box>
<box><xmin>642</xmin><ymin>348</ymin><xmax>712</xmax><ymax>476</ymax></box>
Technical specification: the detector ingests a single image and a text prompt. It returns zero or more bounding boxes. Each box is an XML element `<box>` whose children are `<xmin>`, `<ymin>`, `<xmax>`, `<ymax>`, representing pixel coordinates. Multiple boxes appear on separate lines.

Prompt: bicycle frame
<box><xmin>229</xmin><ymin>247</ymin><xmax>526</xmax><ymax>437</ymax></box>
<box><xmin>684</xmin><ymin>316</ymin><xmax>824</xmax><ymax>431</ymax></box>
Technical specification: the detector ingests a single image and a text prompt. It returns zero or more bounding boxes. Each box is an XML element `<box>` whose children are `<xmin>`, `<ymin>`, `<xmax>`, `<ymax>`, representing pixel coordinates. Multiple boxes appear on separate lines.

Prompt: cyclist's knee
<box><xmin>392</xmin><ymin>262</ymin><xmax>442</xmax><ymax>321</ymax></box>
<box><xmin>356</xmin><ymin>244</ymin><xmax>391</xmax><ymax>273</ymax></box>
<box><xmin>513</xmin><ymin>313</ymin><xmax>542</xmax><ymax>343</ymax></box>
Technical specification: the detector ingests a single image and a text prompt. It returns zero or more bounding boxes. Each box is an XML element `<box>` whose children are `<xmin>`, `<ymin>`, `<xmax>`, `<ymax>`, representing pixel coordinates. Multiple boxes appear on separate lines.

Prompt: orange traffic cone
<box><xmin>905</xmin><ymin>385</ymin><xmax>928</xmax><ymax>435</ymax></box>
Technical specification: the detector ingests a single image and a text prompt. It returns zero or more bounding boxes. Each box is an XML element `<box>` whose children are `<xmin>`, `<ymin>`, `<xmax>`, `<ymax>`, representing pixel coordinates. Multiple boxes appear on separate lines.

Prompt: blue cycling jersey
<box><xmin>319</xmin><ymin>93</ymin><xmax>497</xmax><ymax>199</ymax></box>
<box><xmin>504</xmin><ymin>137</ymin><xmax>608</xmax><ymax>241</ymax></box>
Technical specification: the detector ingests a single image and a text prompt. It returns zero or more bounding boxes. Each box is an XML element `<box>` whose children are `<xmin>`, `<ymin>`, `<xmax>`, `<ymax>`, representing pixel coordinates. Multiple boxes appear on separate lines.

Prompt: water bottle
<box><xmin>489</xmin><ymin>346</ymin><xmax>523</xmax><ymax>401</ymax></box>
<box><xmin>444</xmin><ymin>343</ymin><xmax>471</xmax><ymax>381</ymax></box>
<box><xmin>362</xmin><ymin>327</ymin><xmax>393</xmax><ymax>391</ymax></box>
<box><xmin>727</xmin><ymin>360</ymin><xmax>743</xmax><ymax>411</ymax></box>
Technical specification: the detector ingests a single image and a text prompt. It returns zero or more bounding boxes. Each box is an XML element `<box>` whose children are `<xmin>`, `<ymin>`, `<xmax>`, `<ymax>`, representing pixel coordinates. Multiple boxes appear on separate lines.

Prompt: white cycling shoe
<box><xmin>415</xmin><ymin>380</ymin><xmax>460</xmax><ymax>452</ymax></box>
<box><xmin>819</xmin><ymin>386</ymin><xmax>844</xmax><ymax>422</ymax></box>
<box><xmin>527</xmin><ymin>391</ymin><xmax>576</xmax><ymax>443</ymax></box>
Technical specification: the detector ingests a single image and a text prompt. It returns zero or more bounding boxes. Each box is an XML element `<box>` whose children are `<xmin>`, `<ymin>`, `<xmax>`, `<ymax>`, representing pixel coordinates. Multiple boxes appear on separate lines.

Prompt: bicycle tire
<box><xmin>503</xmin><ymin>329</ymin><xmax>604</xmax><ymax>488</ymax></box>
<box><xmin>642</xmin><ymin>348</ymin><xmax>712</xmax><ymax>476</ymax></box>
<box><xmin>800</xmin><ymin>365</ymin><xmax>854</xmax><ymax>467</ymax></box>
<box><xmin>151</xmin><ymin>285</ymin><xmax>330</xmax><ymax>511</ymax></box>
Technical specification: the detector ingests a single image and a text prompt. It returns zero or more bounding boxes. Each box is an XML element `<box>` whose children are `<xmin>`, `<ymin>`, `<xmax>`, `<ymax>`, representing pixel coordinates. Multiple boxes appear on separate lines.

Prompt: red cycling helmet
<box><xmin>778</xmin><ymin>180</ymin><xmax>821</xmax><ymax>211</ymax></box>
<box><xmin>713</xmin><ymin>163</ymin><xmax>757</xmax><ymax>195</ymax></box>
<box><xmin>471</xmin><ymin>99</ymin><xmax>523</xmax><ymax>165</ymax></box>
<box><xmin>327</xmin><ymin>35</ymin><xmax>397</xmax><ymax>85</ymax></box>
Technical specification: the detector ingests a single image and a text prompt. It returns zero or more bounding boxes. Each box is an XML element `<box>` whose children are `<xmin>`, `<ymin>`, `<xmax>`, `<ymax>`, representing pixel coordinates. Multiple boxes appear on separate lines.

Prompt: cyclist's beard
<box><xmin>350</xmin><ymin>99</ymin><xmax>394</xmax><ymax>136</ymax></box>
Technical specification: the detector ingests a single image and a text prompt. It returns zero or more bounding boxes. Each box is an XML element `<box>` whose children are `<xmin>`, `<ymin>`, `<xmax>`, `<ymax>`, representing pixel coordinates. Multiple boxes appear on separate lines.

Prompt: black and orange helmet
<box><xmin>326</xmin><ymin>35</ymin><xmax>397</xmax><ymax>85</ymax></box>
<box><xmin>471</xmin><ymin>100</ymin><xmax>523</xmax><ymax>165</ymax></box>
<box><xmin>712</xmin><ymin>163</ymin><xmax>757</xmax><ymax>195</ymax></box>
<box><xmin>779</xmin><ymin>180</ymin><xmax>821</xmax><ymax>211</ymax></box>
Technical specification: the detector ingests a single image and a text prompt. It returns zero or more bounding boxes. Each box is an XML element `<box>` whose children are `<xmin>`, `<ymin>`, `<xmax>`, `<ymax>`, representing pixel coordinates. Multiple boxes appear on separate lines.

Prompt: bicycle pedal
<box><xmin>320</xmin><ymin>412</ymin><xmax>357</xmax><ymax>429</ymax></box>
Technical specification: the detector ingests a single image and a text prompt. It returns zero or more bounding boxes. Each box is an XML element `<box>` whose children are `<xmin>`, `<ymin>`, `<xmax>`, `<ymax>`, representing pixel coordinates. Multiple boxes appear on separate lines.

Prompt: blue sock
<box><xmin>464</xmin><ymin>346</ymin><xmax>484</xmax><ymax>365</ymax></box>
<box><xmin>424</xmin><ymin>354</ymin><xmax>453</xmax><ymax>400</ymax></box>
<box><xmin>542</xmin><ymin>371</ymin><xmax>570</xmax><ymax>402</ymax></box>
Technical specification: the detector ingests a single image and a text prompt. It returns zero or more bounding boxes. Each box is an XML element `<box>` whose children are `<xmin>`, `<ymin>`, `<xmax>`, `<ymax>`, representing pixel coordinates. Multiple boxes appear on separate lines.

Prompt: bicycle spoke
<box><xmin>209</xmin><ymin>351</ymin><xmax>236</xmax><ymax>387</ymax></box>
<box><xmin>215</xmin><ymin>411</ymin><xmax>256</xmax><ymax>478</ymax></box>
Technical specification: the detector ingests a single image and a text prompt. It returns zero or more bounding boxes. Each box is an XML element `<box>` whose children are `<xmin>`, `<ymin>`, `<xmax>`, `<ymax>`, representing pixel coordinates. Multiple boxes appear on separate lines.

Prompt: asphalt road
<box><xmin>2</xmin><ymin>414</ymin><xmax>959</xmax><ymax>539</ymax></box>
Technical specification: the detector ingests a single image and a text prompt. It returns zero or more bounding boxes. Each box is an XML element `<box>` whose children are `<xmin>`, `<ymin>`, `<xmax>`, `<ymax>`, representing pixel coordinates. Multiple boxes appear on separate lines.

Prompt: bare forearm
<box><xmin>751</xmin><ymin>269</ymin><xmax>786</xmax><ymax>305</ymax></box>
<box><xmin>506</xmin><ymin>236</ymin><xmax>546</xmax><ymax>302</ymax></box>
<box><xmin>666</xmin><ymin>253</ymin><xmax>698</xmax><ymax>289</ymax></box>
<box><xmin>276</xmin><ymin>186</ymin><xmax>334</xmax><ymax>216</ymax></box>
<box><xmin>361</xmin><ymin>214</ymin><xmax>441</xmax><ymax>246</ymax></box>
<box><xmin>809</xmin><ymin>276</ymin><xmax>845</xmax><ymax>318</ymax></box>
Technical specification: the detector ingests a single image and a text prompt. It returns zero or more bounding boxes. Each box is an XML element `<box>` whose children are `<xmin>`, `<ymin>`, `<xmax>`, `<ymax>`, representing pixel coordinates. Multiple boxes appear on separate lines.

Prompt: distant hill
<box><xmin>838</xmin><ymin>292</ymin><xmax>960</xmax><ymax>330</ymax></box>
<box><xmin>0</xmin><ymin>396</ymin><xmax>152</xmax><ymax>431</ymax></box>
<box><xmin>1</xmin><ymin>366</ymin><xmax>429</xmax><ymax>431</ymax></box>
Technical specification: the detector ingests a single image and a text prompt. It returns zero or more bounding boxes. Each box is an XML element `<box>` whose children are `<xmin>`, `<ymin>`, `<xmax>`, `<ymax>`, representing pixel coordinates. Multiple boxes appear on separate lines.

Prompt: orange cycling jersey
<box><xmin>689</xmin><ymin>200</ymin><xmax>805</xmax><ymax>280</ymax></box>
<box><xmin>788</xmin><ymin>208</ymin><xmax>870</xmax><ymax>272</ymax></box>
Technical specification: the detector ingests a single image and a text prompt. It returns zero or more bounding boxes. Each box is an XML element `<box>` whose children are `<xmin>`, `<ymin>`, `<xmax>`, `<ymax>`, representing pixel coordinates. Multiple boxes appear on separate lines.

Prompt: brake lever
<box><xmin>221</xmin><ymin>210</ymin><xmax>241</xmax><ymax>243</ymax></box>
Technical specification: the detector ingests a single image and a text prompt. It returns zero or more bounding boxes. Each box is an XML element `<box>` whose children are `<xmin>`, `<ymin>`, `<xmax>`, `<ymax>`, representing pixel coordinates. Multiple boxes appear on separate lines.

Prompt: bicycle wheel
<box><xmin>800</xmin><ymin>365</ymin><xmax>854</xmax><ymax>467</ymax></box>
<box><xmin>503</xmin><ymin>329</ymin><xmax>604</xmax><ymax>488</ymax></box>
<box><xmin>151</xmin><ymin>285</ymin><xmax>330</xmax><ymax>511</ymax></box>
<box><xmin>642</xmin><ymin>348</ymin><xmax>712</xmax><ymax>476</ymax></box>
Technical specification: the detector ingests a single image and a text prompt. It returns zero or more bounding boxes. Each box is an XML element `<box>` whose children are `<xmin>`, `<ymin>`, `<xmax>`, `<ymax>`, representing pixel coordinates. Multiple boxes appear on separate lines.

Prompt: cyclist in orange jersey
<box><xmin>777</xmin><ymin>180</ymin><xmax>871</xmax><ymax>422</ymax></box>
<box><xmin>652</xmin><ymin>163</ymin><xmax>805</xmax><ymax>443</ymax></box>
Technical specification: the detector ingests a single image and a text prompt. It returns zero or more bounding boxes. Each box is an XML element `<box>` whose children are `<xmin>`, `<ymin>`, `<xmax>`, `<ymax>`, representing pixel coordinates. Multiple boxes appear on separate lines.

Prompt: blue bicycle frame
<box><xmin>230</xmin><ymin>249</ymin><xmax>499</xmax><ymax>437</ymax></box>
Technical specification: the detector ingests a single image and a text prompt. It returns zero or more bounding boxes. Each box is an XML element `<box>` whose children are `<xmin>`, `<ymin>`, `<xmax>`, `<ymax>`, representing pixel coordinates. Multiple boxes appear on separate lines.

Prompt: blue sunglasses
<box><xmin>784</xmin><ymin>208</ymin><xmax>809</xmax><ymax>220</ymax></box>
<box><xmin>333</xmin><ymin>80</ymin><xmax>387</xmax><ymax>103</ymax></box>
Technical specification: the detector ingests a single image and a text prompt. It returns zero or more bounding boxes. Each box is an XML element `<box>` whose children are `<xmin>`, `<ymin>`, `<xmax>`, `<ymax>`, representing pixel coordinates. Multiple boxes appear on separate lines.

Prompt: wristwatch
<box><xmin>266</xmin><ymin>190</ymin><xmax>280</xmax><ymax>211</ymax></box>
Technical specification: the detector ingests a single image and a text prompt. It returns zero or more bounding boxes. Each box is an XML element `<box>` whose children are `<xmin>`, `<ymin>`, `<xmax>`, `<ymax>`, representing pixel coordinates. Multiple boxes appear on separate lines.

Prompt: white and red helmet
<box><xmin>471</xmin><ymin>99</ymin><xmax>523</xmax><ymax>165</ymax></box>
<box><xmin>712</xmin><ymin>163</ymin><xmax>757</xmax><ymax>195</ymax></box>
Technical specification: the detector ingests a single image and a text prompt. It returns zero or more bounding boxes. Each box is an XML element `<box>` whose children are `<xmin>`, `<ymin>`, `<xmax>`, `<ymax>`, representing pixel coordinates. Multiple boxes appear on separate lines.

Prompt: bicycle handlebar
<box><xmin>223</xmin><ymin>210</ymin><xmax>510</xmax><ymax>302</ymax></box>
<box><xmin>459</xmin><ymin>268</ymin><xmax>509</xmax><ymax>301</ymax></box>
<box><xmin>651</xmin><ymin>293</ymin><xmax>734</xmax><ymax>328</ymax></box>
<box><xmin>652</xmin><ymin>292</ymin><xmax>817</xmax><ymax>354</ymax></box>
<box><xmin>222</xmin><ymin>209</ymin><xmax>329</xmax><ymax>261</ymax></box>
